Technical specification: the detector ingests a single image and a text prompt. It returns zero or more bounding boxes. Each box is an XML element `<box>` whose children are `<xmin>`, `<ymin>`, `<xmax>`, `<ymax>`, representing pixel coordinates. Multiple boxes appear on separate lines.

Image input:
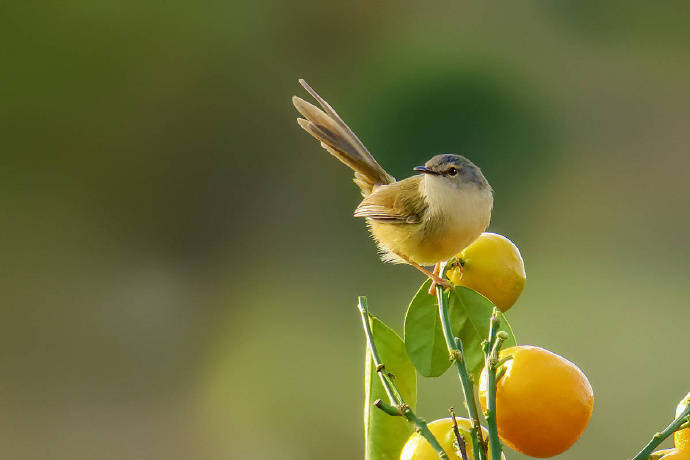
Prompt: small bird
<box><xmin>292</xmin><ymin>79</ymin><xmax>493</xmax><ymax>288</ymax></box>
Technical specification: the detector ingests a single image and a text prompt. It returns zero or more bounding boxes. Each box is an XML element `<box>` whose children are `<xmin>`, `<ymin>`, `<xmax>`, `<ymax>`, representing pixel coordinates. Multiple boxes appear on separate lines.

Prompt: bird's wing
<box><xmin>354</xmin><ymin>176</ymin><xmax>427</xmax><ymax>223</ymax></box>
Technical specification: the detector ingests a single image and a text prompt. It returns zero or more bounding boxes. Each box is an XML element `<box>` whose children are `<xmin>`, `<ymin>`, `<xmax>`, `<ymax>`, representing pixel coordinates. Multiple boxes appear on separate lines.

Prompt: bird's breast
<box><xmin>368</xmin><ymin>180</ymin><xmax>493</xmax><ymax>266</ymax></box>
<box><xmin>421</xmin><ymin>187</ymin><xmax>492</xmax><ymax>260</ymax></box>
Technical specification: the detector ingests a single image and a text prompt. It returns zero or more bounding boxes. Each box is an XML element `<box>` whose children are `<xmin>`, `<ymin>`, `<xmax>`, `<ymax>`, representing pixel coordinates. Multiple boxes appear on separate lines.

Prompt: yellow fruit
<box><xmin>400</xmin><ymin>417</ymin><xmax>504</xmax><ymax>460</ymax></box>
<box><xmin>660</xmin><ymin>449</ymin><xmax>690</xmax><ymax>460</ymax></box>
<box><xmin>478</xmin><ymin>345</ymin><xmax>593</xmax><ymax>458</ymax></box>
<box><xmin>674</xmin><ymin>392</ymin><xmax>690</xmax><ymax>450</ymax></box>
<box><xmin>447</xmin><ymin>233</ymin><xmax>525</xmax><ymax>312</ymax></box>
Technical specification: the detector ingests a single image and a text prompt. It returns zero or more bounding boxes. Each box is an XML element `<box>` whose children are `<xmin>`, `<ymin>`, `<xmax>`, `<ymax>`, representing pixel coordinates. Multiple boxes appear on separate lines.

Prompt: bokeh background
<box><xmin>2</xmin><ymin>1</ymin><xmax>689</xmax><ymax>459</ymax></box>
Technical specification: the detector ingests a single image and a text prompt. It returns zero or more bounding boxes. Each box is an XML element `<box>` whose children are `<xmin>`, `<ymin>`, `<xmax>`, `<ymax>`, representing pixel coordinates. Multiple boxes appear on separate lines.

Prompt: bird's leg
<box><xmin>394</xmin><ymin>253</ymin><xmax>453</xmax><ymax>291</ymax></box>
<box><xmin>427</xmin><ymin>263</ymin><xmax>442</xmax><ymax>295</ymax></box>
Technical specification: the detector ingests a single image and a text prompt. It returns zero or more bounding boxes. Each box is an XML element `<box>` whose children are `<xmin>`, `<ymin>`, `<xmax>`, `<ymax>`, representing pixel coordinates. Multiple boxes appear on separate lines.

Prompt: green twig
<box><xmin>435</xmin><ymin>277</ymin><xmax>486</xmax><ymax>460</ymax></box>
<box><xmin>630</xmin><ymin>399</ymin><xmax>690</xmax><ymax>460</ymax></box>
<box><xmin>495</xmin><ymin>366</ymin><xmax>507</xmax><ymax>382</ymax></box>
<box><xmin>450</xmin><ymin>407</ymin><xmax>469</xmax><ymax>460</ymax></box>
<box><xmin>357</xmin><ymin>297</ymin><xmax>449</xmax><ymax>459</ymax></box>
<box><xmin>484</xmin><ymin>309</ymin><xmax>508</xmax><ymax>460</ymax></box>
<box><xmin>496</xmin><ymin>355</ymin><xmax>513</xmax><ymax>368</ymax></box>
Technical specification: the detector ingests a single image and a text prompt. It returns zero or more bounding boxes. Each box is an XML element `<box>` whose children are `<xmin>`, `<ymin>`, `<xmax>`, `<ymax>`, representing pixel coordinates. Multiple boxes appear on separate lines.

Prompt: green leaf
<box><xmin>364</xmin><ymin>315</ymin><xmax>417</xmax><ymax>460</ymax></box>
<box><xmin>448</xmin><ymin>286</ymin><xmax>517</xmax><ymax>378</ymax></box>
<box><xmin>404</xmin><ymin>282</ymin><xmax>517</xmax><ymax>379</ymax></box>
<box><xmin>404</xmin><ymin>280</ymin><xmax>452</xmax><ymax>377</ymax></box>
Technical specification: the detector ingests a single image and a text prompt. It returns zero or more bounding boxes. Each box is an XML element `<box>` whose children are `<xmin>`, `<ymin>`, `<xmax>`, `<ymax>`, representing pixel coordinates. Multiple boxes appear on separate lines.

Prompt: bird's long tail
<box><xmin>292</xmin><ymin>79</ymin><xmax>394</xmax><ymax>195</ymax></box>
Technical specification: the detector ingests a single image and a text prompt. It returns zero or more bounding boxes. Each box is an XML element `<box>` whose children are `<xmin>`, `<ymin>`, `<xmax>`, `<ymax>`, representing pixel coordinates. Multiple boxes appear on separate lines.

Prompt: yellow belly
<box><xmin>365</xmin><ymin>177</ymin><xmax>493</xmax><ymax>266</ymax></box>
<box><xmin>369</xmin><ymin>216</ymin><xmax>487</xmax><ymax>265</ymax></box>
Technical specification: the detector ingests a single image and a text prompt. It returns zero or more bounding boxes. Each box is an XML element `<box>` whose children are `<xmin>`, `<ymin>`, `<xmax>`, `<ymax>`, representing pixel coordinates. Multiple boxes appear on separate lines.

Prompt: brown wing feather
<box><xmin>354</xmin><ymin>176</ymin><xmax>427</xmax><ymax>224</ymax></box>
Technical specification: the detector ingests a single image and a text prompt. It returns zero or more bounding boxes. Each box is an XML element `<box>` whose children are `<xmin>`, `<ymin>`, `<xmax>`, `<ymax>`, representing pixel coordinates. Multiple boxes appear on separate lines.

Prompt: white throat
<box><xmin>421</xmin><ymin>175</ymin><xmax>493</xmax><ymax>227</ymax></box>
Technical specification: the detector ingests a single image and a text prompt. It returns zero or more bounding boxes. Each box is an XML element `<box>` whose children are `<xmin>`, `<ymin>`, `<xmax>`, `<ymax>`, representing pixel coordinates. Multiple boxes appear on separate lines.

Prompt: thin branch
<box><xmin>357</xmin><ymin>297</ymin><xmax>449</xmax><ymax>459</ymax></box>
<box><xmin>630</xmin><ymin>399</ymin><xmax>690</xmax><ymax>460</ymax></box>
<box><xmin>450</xmin><ymin>408</ymin><xmax>469</xmax><ymax>460</ymax></box>
<box><xmin>495</xmin><ymin>366</ymin><xmax>507</xmax><ymax>382</ymax></box>
<box><xmin>435</xmin><ymin>274</ymin><xmax>486</xmax><ymax>460</ymax></box>
<box><xmin>374</xmin><ymin>399</ymin><xmax>401</xmax><ymax>416</ymax></box>
<box><xmin>496</xmin><ymin>355</ymin><xmax>513</xmax><ymax>368</ymax></box>
<box><xmin>483</xmin><ymin>309</ymin><xmax>508</xmax><ymax>460</ymax></box>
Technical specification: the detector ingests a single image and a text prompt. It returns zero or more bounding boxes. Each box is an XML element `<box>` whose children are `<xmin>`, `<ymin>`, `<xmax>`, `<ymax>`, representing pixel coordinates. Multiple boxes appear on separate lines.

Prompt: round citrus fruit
<box><xmin>674</xmin><ymin>392</ymin><xmax>690</xmax><ymax>450</ymax></box>
<box><xmin>660</xmin><ymin>449</ymin><xmax>690</xmax><ymax>460</ymax></box>
<box><xmin>478</xmin><ymin>345</ymin><xmax>593</xmax><ymax>458</ymax></box>
<box><xmin>447</xmin><ymin>232</ymin><xmax>525</xmax><ymax>312</ymax></box>
<box><xmin>400</xmin><ymin>417</ymin><xmax>504</xmax><ymax>460</ymax></box>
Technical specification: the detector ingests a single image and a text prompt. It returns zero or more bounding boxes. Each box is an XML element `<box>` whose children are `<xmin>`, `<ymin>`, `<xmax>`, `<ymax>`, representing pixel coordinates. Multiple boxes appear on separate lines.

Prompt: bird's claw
<box><xmin>428</xmin><ymin>275</ymin><xmax>454</xmax><ymax>295</ymax></box>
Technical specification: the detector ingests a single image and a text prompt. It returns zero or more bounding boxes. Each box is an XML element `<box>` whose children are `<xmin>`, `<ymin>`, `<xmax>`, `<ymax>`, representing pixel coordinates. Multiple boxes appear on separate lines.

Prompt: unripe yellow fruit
<box><xmin>447</xmin><ymin>233</ymin><xmax>525</xmax><ymax>312</ymax></box>
<box><xmin>478</xmin><ymin>345</ymin><xmax>593</xmax><ymax>458</ymax></box>
<box><xmin>674</xmin><ymin>392</ymin><xmax>690</xmax><ymax>451</ymax></box>
<box><xmin>400</xmin><ymin>417</ymin><xmax>505</xmax><ymax>460</ymax></box>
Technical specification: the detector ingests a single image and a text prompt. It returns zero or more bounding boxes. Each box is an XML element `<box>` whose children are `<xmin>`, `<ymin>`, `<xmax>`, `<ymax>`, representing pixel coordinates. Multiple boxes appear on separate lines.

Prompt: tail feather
<box><xmin>292</xmin><ymin>79</ymin><xmax>393</xmax><ymax>195</ymax></box>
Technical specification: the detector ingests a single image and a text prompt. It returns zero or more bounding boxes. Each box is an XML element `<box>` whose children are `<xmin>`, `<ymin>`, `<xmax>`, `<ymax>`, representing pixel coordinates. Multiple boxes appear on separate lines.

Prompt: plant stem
<box><xmin>484</xmin><ymin>310</ymin><xmax>507</xmax><ymax>460</ymax></box>
<box><xmin>630</xmin><ymin>401</ymin><xmax>690</xmax><ymax>460</ymax></box>
<box><xmin>356</xmin><ymin>297</ymin><xmax>449</xmax><ymax>459</ymax></box>
<box><xmin>450</xmin><ymin>408</ymin><xmax>469</xmax><ymax>460</ymax></box>
<box><xmin>435</xmin><ymin>282</ymin><xmax>486</xmax><ymax>460</ymax></box>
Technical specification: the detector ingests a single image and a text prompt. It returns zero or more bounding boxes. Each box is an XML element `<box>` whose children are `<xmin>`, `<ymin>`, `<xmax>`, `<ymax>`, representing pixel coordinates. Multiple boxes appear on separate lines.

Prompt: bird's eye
<box><xmin>447</xmin><ymin>167</ymin><xmax>458</xmax><ymax>176</ymax></box>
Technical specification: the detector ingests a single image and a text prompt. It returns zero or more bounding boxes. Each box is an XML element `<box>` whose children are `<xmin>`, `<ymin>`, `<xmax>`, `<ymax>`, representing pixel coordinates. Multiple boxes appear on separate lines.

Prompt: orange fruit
<box><xmin>674</xmin><ymin>392</ymin><xmax>690</xmax><ymax>451</ymax></box>
<box><xmin>447</xmin><ymin>233</ymin><xmax>525</xmax><ymax>312</ymax></box>
<box><xmin>400</xmin><ymin>417</ymin><xmax>504</xmax><ymax>460</ymax></box>
<box><xmin>478</xmin><ymin>345</ymin><xmax>593</xmax><ymax>458</ymax></box>
<box><xmin>660</xmin><ymin>449</ymin><xmax>690</xmax><ymax>460</ymax></box>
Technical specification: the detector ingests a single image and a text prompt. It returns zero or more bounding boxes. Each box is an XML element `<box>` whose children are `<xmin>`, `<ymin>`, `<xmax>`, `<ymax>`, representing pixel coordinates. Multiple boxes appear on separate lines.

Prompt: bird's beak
<box><xmin>414</xmin><ymin>166</ymin><xmax>440</xmax><ymax>175</ymax></box>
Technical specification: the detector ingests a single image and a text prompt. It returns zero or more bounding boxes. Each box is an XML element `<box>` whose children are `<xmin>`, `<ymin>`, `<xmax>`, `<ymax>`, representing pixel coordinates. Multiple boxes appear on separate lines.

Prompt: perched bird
<box><xmin>292</xmin><ymin>79</ymin><xmax>493</xmax><ymax>288</ymax></box>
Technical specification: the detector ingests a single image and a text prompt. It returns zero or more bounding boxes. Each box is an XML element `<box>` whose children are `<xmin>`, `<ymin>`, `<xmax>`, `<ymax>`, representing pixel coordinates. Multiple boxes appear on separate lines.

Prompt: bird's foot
<box><xmin>428</xmin><ymin>273</ymin><xmax>454</xmax><ymax>295</ymax></box>
<box><xmin>391</xmin><ymin>252</ymin><xmax>455</xmax><ymax>294</ymax></box>
<box><xmin>427</xmin><ymin>262</ymin><xmax>453</xmax><ymax>294</ymax></box>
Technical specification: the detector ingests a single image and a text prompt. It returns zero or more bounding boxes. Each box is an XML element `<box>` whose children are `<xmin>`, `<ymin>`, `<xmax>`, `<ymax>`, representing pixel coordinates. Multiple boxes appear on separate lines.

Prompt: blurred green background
<box><xmin>2</xmin><ymin>1</ymin><xmax>689</xmax><ymax>459</ymax></box>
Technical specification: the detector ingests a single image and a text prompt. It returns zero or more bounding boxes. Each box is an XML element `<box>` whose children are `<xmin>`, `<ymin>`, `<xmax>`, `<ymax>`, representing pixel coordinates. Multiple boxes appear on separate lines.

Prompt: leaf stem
<box><xmin>630</xmin><ymin>400</ymin><xmax>690</xmax><ymax>460</ymax></box>
<box><xmin>435</xmin><ymin>281</ymin><xmax>486</xmax><ymax>460</ymax></box>
<box><xmin>484</xmin><ymin>309</ymin><xmax>507</xmax><ymax>460</ymax></box>
<box><xmin>357</xmin><ymin>297</ymin><xmax>449</xmax><ymax>459</ymax></box>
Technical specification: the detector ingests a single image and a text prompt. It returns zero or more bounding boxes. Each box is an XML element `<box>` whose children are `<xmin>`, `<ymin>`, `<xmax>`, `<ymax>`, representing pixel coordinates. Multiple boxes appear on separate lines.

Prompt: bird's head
<box><xmin>414</xmin><ymin>154</ymin><xmax>490</xmax><ymax>190</ymax></box>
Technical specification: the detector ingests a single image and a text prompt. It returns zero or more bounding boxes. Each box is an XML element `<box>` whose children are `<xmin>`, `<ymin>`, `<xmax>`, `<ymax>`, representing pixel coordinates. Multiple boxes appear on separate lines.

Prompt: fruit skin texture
<box><xmin>447</xmin><ymin>232</ymin><xmax>525</xmax><ymax>312</ymax></box>
<box><xmin>400</xmin><ymin>417</ymin><xmax>505</xmax><ymax>460</ymax></box>
<box><xmin>478</xmin><ymin>345</ymin><xmax>594</xmax><ymax>458</ymax></box>
<box><xmin>661</xmin><ymin>449</ymin><xmax>690</xmax><ymax>459</ymax></box>
<box><xmin>674</xmin><ymin>392</ymin><xmax>690</xmax><ymax>451</ymax></box>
